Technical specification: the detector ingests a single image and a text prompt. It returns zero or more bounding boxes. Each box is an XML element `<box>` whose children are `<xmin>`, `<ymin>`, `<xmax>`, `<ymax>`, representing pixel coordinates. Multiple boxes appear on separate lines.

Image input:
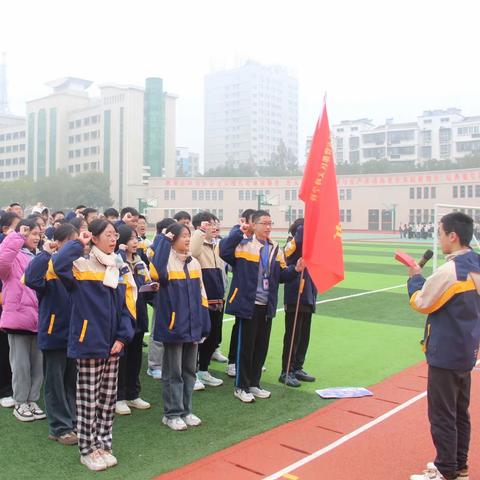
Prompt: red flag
<box><xmin>299</xmin><ymin>102</ymin><xmax>344</xmax><ymax>293</ymax></box>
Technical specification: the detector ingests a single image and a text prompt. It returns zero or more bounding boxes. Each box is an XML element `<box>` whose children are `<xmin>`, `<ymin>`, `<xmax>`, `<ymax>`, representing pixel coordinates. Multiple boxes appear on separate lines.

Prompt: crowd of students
<box><xmin>0</xmin><ymin>202</ymin><xmax>317</xmax><ymax>472</ymax></box>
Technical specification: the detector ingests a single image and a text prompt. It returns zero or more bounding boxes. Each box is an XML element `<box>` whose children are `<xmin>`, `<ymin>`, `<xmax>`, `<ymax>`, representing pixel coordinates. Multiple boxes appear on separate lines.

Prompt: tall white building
<box><xmin>204</xmin><ymin>60</ymin><xmax>298</xmax><ymax>172</ymax></box>
<box><xmin>331</xmin><ymin>108</ymin><xmax>480</xmax><ymax>166</ymax></box>
<box><xmin>1</xmin><ymin>77</ymin><xmax>177</xmax><ymax>208</ymax></box>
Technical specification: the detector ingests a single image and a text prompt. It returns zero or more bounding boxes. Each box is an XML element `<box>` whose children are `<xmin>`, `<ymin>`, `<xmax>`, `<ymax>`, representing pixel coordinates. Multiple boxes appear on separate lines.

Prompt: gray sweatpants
<box><xmin>148</xmin><ymin>320</ymin><xmax>164</xmax><ymax>370</ymax></box>
<box><xmin>8</xmin><ymin>334</ymin><xmax>43</xmax><ymax>404</ymax></box>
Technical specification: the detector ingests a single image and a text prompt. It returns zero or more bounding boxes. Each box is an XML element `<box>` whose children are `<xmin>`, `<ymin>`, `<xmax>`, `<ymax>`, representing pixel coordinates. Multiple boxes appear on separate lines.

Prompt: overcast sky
<box><xmin>2</xmin><ymin>0</ymin><xmax>479</xmax><ymax>165</ymax></box>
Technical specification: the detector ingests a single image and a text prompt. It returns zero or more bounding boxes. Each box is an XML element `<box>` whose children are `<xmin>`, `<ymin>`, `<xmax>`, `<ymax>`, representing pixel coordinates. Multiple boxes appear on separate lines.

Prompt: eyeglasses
<box><xmin>256</xmin><ymin>222</ymin><xmax>274</xmax><ymax>227</ymax></box>
<box><xmin>104</xmin><ymin>233</ymin><xmax>120</xmax><ymax>240</ymax></box>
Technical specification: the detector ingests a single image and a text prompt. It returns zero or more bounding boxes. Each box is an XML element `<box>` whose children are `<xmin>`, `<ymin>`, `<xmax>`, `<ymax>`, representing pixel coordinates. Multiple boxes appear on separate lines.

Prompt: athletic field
<box><xmin>0</xmin><ymin>240</ymin><xmax>437</xmax><ymax>479</ymax></box>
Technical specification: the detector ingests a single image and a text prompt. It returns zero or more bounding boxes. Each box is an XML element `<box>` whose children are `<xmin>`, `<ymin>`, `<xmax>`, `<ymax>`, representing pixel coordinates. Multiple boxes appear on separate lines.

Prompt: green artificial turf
<box><xmin>0</xmin><ymin>241</ymin><xmax>429</xmax><ymax>479</ymax></box>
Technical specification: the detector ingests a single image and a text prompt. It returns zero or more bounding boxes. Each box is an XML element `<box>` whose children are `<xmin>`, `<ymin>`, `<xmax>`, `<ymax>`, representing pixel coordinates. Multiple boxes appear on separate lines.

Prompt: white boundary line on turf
<box><xmin>263</xmin><ymin>359</ymin><xmax>480</xmax><ymax>480</ymax></box>
<box><xmin>144</xmin><ymin>284</ymin><xmax>405</xmax><ymax>336</ymax></box>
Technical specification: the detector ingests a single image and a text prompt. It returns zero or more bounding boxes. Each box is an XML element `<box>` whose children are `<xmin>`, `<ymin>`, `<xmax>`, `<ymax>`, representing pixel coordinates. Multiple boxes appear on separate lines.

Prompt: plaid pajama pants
<box><xmin>76</xmin><ymin>356</ymin><xmax>119</xmax><ymax>456</ymax></box>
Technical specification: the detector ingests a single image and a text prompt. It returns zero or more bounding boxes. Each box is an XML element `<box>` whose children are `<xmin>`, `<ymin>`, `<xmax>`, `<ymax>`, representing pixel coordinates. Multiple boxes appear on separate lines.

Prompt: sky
<box><xmin>1</xmin><ymin>0</ymin><xmax>479</xmax><ymax>166</ymax></box>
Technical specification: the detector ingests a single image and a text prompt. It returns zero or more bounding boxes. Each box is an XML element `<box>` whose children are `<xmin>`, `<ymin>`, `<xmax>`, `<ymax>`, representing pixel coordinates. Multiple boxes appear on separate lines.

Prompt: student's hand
<box><xmin>79</xmin><ymin>231</ymin><xmax>92</xmax><ymax>247</ymax></box>
<box><xmin>150</xmin><ymin>283</ymin><xmax>160</xmax><ymax>291</ymax></box>
<box><xmin>43</xmin><ymin>240</ymin><xmax>58</xmax><ymax>254</ymax></box>
<box><xmin>118</xmin><ymin>244</ymin><xmax>128</xmax><ymax>251</ymax></box>
<box><xmin>164</xmin><ymin>232</ymin><xmax>174</xmax><ymax>241</ymax></box>
<box><xmin>408</xmin><ymin>262</ymin><xmax>422</xmax><ymax>277</ymax></box>
<box><xmin>19</xmin><ymin>225</ymin><xmax>30</xmax><ymax>238</ymax></box>
<box><xmin>295</xmin><ymin>257</ymin><xmax>305</xmax><ymax>272</ymax></box>
<box><xmin>110</xmin><ymin>340</ymin><xmax>124</xmax><ymax>355</ymax></box>
<box><xmin>200</xmin><ymin>221</ymin><xmax>214</xmax><ymax>235</ymax></box>
<box><xmin>123</xmin><ymin>212</ymin><xmax>133</xmax><ymax>223</ymax></box>
<box><xmin>240</xmin><ymin>222</ymin><xmax>250</xmax><ymax>234</ymax></box>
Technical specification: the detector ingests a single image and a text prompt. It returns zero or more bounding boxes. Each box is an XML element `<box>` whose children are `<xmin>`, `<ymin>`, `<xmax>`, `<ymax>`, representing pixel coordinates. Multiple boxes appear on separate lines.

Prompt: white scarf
<box><xmin>90</xmin><ymin>245</ymin><xmax>126</xmax><ymax>289</ymax></box>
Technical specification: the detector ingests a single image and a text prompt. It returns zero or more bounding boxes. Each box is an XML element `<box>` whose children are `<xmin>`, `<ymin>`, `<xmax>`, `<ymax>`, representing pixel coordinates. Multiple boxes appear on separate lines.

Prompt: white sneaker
<box><xmin>249</xmin><ymin>387</ymin><xmax>271</xmax><ymax>399</ymax></box>
<box><xmin>211</xmin><ymin>348</ymin><xmax>228</xmax><ymax>363</ymax></box>
<box><xmin>28</xmin><ymin>402</ymin><xmax>46</xmax><ymax>420</ymax></box>
<box><xmin>99</xmin><ymin>449</ymin><xmax>118</xmax><ymax>468</ymax></box>
<box><xmin>226</xmin><ymin>363</ymin><xmax>236</xmax><ymax>377</ymax></box>
<box><xmin>115</xmin><ymin>400</ymin><xmax>132</xmax><ymax>415</ymax></box>
<box><xmin>234</xmin><ymin>388</ymin><xmax>255</xmax><ymax>403</ymax></box>
<box><xmin>147</xmin><ymin>367</ymin><xmax>162</xmax><ymax>380</ymax></box>
<box><xmin>162</xmin><ymin>416</ymin><xmax>188</xmax><ymax>431</ymax></box>
<box><xmin>410</xmin><ymin>463</ymin><xmax>445</xmax><ymax>480</ymax></box>
<box><xmin>194</xmin><ymin>377</ymin><xmax>206</xmax><ymax>391</ymax></box>
<box><xmin>80</xmin><ymin>451</ymin><xmax>107</xmax><ymax>471</ymax></box>
<box><xmin>262</xmin><ymin>365</ymin><xmax>267</xmax><ymax>372</ymax></box>
<box><xmin>0</xmin><ymin>396</ymin><xmax>15</xmax><ymax>408</ymax></box>
<box><xmin>197</xmin><ymin>371</ymin><xmax>223</xmax><ymax>387</ymax></box>
<box><xmin>182</xmin><ymin>413</ymin><xmax>202</xmax><ymax>427</ymax></box>
<box><xmin>126</xmin><ymin>398</ymin><xmax>151</xmax><ymax>410</ymax></box>
<box><xmin>13</xmin><ymin>403</ymin><xmax>35</xmax><ymax>422</ymax></box>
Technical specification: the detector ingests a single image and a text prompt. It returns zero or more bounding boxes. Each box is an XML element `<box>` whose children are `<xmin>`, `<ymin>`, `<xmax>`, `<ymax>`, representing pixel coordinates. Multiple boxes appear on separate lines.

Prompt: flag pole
<box><xmin>284</xmin><ymin>268</ymin><xmax>305</xmax><ymax>387</ymax></box>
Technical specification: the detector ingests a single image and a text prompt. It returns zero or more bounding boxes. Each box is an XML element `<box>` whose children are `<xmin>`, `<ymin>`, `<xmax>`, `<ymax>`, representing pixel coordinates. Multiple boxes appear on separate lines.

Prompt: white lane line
<box><xmin>144</xmin><ymin>284</ymin><xmax>405</xmax><ymax>336</ymax></box>
<box><xmin>263</xmin><ymin>359</ymin><xmax>480</xmax><ymax>480</ymax></box>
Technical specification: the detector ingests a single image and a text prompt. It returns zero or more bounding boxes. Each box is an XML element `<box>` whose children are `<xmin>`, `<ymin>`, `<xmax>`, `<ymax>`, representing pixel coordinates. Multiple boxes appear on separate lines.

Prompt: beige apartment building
<box><xmin>144</xmin><ymin>167</ymin><xmax>480</xmax><ymax>231</ymax></box>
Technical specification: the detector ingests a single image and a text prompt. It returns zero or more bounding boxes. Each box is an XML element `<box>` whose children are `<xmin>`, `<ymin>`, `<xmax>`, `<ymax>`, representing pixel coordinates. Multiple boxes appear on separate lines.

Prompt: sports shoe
<box><xmin>262</xmin><ymin>365</ymin><xmax>267</xmax><ymax>372</ymax></box>
<box><xmin>182</xmin><ymin>413</ymin><xmax>202</xmax><ymax>427</ymax></box>
<box><xmin>147</xmin><ymin>367</ymin><xmax>162</xmax><ymax>380</ymax></box>
<box><xmin>234</xmin><ymin>388</ymin><xmax>255</xmax><ymax>403</ymax></box>
<box><xmin>278</xmin><ymin>372</ymin><xmax>301</xmax><ymax>387</ymax></box>
<box><xmin>80</xmin><ymin>451</ymin><xmax>107</xmax><ymax>471</ymax></box>
<box><xmin>0</xmin><ymin>396</ymin><xmax>15</xmax><ymax>408</ymax></box>
<box><xmin>294</xmin><ymin>369</ymin><xmax>316</xmax><ymax>382</ymax></box>
<box><xmin>249</xmin><ymin>387</ymin><xmax>272</xmax><ymax>399</ymax></box>
<box><xmin>28</xmin><ymin>402</ymin><xmax>46</xmax><ymax>420</ymax></box>
<box><xmin>13</xmin><ymin>403</ymin><xmax>35</xmax><ymax>422</ymax></box>
<box><xmin>194</xmin><ymin>376</ymin><xmax>206</xmax><ymax>391</ymax></box>
<box><xmin>126</xmin><ymin>398</ymin><xmax>151</xmax><ymax>410</ymax></box>
<box><xmin>99</xmin><ymin>449</ymin><xmax>118</xmax><ymax>468</ymax></box>
<box><xmin>226</xmin><ymin>363</ymin><xmax>236</xmax><ymax>377</ymax></box>
<box><xmin>211</xmin><ymin>348</ymin><xmax>228</xmax><ymax>363</ymax></box>
<box><xmin>48</xmin><ymin>431</ymin><xmax>78</xmax><ymax>445</ymax></box>
<box><xmin>426</xmin><ymin>462</ymin><xmax>469</xmax><ymax>480</ymax></box>
<box><xmin>410</xmin><ymin>463</ymin><xmax>445</xmax><ymax>480</ymax></box>
<box><xmin>162</xmin><ymin>416</ymin><xmax>187</xmax><ymax>431</ymax></box>
<box><xmin>115</xmin><ymin>400</ymin><xmax>132</xmax><ymax>415</ymax></box>
<box><xmin>197</xmin><ymin>371</ymin><xmax>223</xmax><ymax>387</ymax></box>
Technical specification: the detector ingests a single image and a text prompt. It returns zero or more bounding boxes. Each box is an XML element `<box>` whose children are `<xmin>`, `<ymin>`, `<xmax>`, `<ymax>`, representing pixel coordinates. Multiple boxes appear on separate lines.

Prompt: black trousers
<box><xmin>198</xmin><ymin>308</ymin><xmax>224</xmax><ymax>371</ymax></box>
<box><xmin>0</xmin><ymin>330</ymin><xmax>12</xmax><ymax>398</ymax></box>
<box><xmin>281</xmin><ymin>309</ymin><xmax>312</xmax><ymax>373</ymax></box>
<box><xmin>117</xmin><ymin>332</ymin><xmax>145</xmax><ymax>401</ymax></box>
<box><xmin>428</xmin><ymin>365</ymin><xmax>471</xmax><ymax>479</ymax></box>
<box><xmin>228</xmin><ymin>318</ymin><xmax>239</xmax><ymax>364</ymax></box>
<box><xmin>236</xmin><ymin>305</ymin><xmax>271</xmax><ymax>390</ymax></box>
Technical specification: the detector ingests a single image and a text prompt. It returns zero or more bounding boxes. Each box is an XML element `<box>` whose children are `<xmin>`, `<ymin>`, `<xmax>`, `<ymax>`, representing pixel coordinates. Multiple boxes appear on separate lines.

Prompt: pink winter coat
<box><xmin>0</xmin><ymin>232</ymin><xmax>38</xmax><ymax>332</ymax></box>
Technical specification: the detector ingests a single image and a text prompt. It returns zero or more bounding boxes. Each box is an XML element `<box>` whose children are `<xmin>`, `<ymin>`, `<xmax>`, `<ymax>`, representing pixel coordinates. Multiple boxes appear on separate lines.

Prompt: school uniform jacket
<box><xmin>283</xmin><ymin>226</ymin><xmax>317</xmax><ymax>309</ymax></box>
<box><xmin>53</xmin><ymin>240</ymin><xmax>135</xmax><ymax>359</ymax></box>
<box><xmin>219</xmin><ymin>228</ymin><xmax>297</xmax><ymax>319</ymax></box>
<box><xmin>149</xmin><ymin>234</ymin><xmax>210</xmax><ymax>343</ymax></box>
<box><xmin>408</xmin><ymin>249</ymin><xmax>480</xmax><ymax>371</ymax></box>
<box><xmin>190</xmin><ymin>229</ymin><xmax>225</xmax><ymax>304</ymax></box>
<box><xmin>24</xmin><ymin>251</ymin><xmax>71</xmax><ymax>350</ymax></box>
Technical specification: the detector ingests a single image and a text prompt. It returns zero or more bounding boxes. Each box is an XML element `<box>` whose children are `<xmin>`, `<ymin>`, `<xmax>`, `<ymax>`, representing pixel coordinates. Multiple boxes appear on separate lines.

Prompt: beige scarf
<box><xmin>90</xmin><ymin>246</ymin><xmax>126</xmax><ymax>289</ymax></box>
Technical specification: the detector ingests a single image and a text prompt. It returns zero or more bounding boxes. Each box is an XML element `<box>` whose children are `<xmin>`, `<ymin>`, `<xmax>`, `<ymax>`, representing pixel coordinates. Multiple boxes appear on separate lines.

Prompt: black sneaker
<box><xmin>278</xmin><ymin>372</ymin><xmax>301</xmax><ymax>387</ymax></box>
<box><xmin>294</xmin><ymin>369</ymin><xmax>316</xmax><ymax>382</ymax></box>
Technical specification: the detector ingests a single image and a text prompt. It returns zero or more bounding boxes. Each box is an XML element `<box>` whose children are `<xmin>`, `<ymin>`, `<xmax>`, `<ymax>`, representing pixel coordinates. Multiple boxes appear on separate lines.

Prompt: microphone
<box><xmin>418</xmin><ymin>249</ymin><xmax>434</xmax><ymax>268</ymax></box>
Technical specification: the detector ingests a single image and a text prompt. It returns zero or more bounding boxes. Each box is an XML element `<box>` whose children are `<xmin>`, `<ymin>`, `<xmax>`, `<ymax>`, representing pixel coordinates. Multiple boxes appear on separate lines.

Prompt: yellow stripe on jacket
<box><xmin>410</xmin><ymin>279</ymin><xmax>477</xmax><ymax>314</ymax></box>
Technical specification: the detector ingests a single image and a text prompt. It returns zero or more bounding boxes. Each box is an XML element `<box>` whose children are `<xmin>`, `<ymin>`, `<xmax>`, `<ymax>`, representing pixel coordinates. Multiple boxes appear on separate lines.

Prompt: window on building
<box><xmin>460</xmin><ymin>185</ymin><xmax>466</xmax><ymax>198</ymax></box>
<box><xmin>219</xmin><ymin>191</ymin><xmax>224</xmax><ymax>201</ymax></box>
<box><xmin>171</xmin><ymin>190</ymin><xmax>175</xmax><ymax>201</ymax></box>
<box><xmin>340</xmin><ymin>210</ymin><xmax>344</xmax><ymax>222</ymax></box>
<box><xmin>431</xmin><ymin>186</ymin><xmax>436</xmax><ymax>199</ymax></box>
<box><xmin>83</xmin><ymin>148</ymin><xmax>89</xmax><ymax>156</ymax></box>
<box><xmin>424</xmin><ymin>187</ymin><xmax>429</xmax><ymax>199</ymax></box>
<box><xmin>199</xmin><ymin>190</ymin><xmax>204</xmax><ymax>201</ymax></box>
<box><xmin>5</xmin><ymin>158</ymin><xmax>11</xmax><ymax>166</ymax></box>
<box><xmin>164</xmin><ymin>190</ymin><xmax>169</xmax><ymax>201</ymax></box>
<box><xmin>239</xmin><ymin>190</ymin><xmax>244</xmax><ymax>201</ymax></box>
<box><xmin>68</xmin><ymin>165</ymin><xmax>74</xmax><ymax>173</ymax></box>
<box><xmin>339</xmin><ymin>189</ymin><xmax>345</xmax><ymax>201</ymax></box>
<box><xmin>84</xmin><ymin>132</ymin><xmax>90</xmax><ymax>141</ymax></box>
<box><xmin>346</xmin><ymin>209</ymin><xmax>352</xmax><ymax>222</ymax></box>
<box><xmin>475</xmin><ymin>185</ymin><xmax>480</xmax><ymax>198</ymax></box>
<box><xmin>409</xmin><ymin>209</ymin><xmax>414</xmax><ymax>223</ymax></box>
<box><xmin>69</xmin><ymin>136</ymin><xmax>74</xmax><ymax>144</ymax></box>
<box><xmin>245</xmin><ymin>190</ymin><xmax>251</xmax><ymax>201</ymax></box>
<box><xmin>206</xmin><ymin>190</ymin><xmax>211</xmax><ymax>201</ymax></box>
<box><xmin>423</xmin><ymin>209</ymin><xmax>429</xmax><ymax>223</ymax></box>
<box><xmin>84</xmin><ymin>117</ymin><xmax>90</xmax><ymax>126</ymax></box>
<box><xmin>219</xmin><ymin>209</ymin><xmax>224</xmax><ymax>221</ymax></box>
<box><xmin>416</xmin><ymin>187</ymin><xmax>422</xmax><ymax>199</ymax></box>
<box><xmin>346</xmin><ymin>189</ymin><xmax>352</xmax><ymax>200</ymax></box>
<box><xmin>75</xmin><ymin>134</ymin><xmax>81</xmax><ymax>142</ymax></box>
<box><xmin>192</xmin><ymin>190</ymin><xmax>197</xmax><ymax>201</ymax></box>
<box><xmin>416</xmin><ymin>209</ymin><xmax>422</xmax><ymax>223</ymax></box>
<box><xmin>69</xmin><ymin>150</ymin><xmax>74</xmax><ymax>159</ymax></box>
<box><xmin>468</xmin><ymin>185</ymin><xmax>473</xmax><ymax>198</ymax></box>
<box><xmin>90</xmin><ymin>162</ymin><xmax>97</xmax><ymax>170</ymax></box>
<box><xmin>75</xmin><ymin>164</ymin><xmax>81</xmax><ymax>172</ymax></box>
<box><xmin>285</xmin><ymin>190</ymin><xmax>290</xmax><ymax>201</ymax></box>
<box><xmin>75</xmin><ymin>119</ymin><xmax>81</xmax><ymax>128</ymax></box>
<box><xmin>83</xmin><ymin>163</ymin><xmax>89</xmax><ymax>171</ymax></box>
<box><xmin>453</xmin><ymin>186</ymin><xmax>458</xmax><ymax>198</ymax></box>
<box><xmin>212</xmin><ymin>191</ymin><xmax>217</xmax><ymax>201</ymax></box>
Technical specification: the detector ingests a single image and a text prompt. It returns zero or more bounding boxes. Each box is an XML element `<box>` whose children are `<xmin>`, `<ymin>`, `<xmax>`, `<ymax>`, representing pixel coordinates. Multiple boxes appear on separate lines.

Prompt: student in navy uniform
<box><xmin>225</xmin><ymin>209</ymin><xmax>256</xmax><ymax>379</ymax></box>
<box><xmin>24</xmin><ymin>223</ymin><xmax>79</xmax><ymax>445</ymax></box>
<box><xmin>150</xmin><ymin>222</ymin><xmax>210</xmax><ymax>431</ymax></box>
<box><xmin>116</xmin><ymin>207</ymin><xmax>140</xmax><ymax>230</ymax></box>
<box><xmin>279</xmin><ymin>219</ymin><xmax>317</xmax><ymax>387</ymax></box>
<box><xmin>408</xmin><ymin>212</ymin><xmax>480</xmax><ymax>480</ymax></box>
<box><xmin>45</xmin><ymin>211</ymin><xmax>65</xmax><ymax>240</ymax></box>
<box><xmin>145</xmin><ymin>218</ymin><xmax>176</xmax><ymax>381</ymax></box>
<box><xmin>0</xmin><ymin>212</ymin><xmax>20</xmax><ymax>409</ymax></box>
<box><xmin>219</xmin><ymin>210</ymin><xmax>304</xmax><ymax>403</ymax></box>
<box><xmin>115</xmin><ymin>225</ymin><xmax>154</xmax><ymax>415</ymax></box>
<box><xmin>53</xmin><ymin>219</ymin><xmax>136</xmax><ymax>472</ymax></box>
<box><xmin>103</xmin><ymin>208</ymin><xmax>119</xmax><ymax>223</ymax></box>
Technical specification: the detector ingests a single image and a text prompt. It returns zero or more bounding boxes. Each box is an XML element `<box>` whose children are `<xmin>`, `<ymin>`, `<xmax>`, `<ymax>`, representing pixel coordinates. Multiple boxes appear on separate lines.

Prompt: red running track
<box><xmin>155</xmin><ymin>362</ymin><xmax>480</xmax><ymax>480</ymax></box>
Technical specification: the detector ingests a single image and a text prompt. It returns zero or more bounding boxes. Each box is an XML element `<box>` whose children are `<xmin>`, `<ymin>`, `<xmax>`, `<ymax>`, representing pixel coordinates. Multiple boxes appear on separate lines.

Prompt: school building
<box><xmin>144</xmin><ymin>167</ymin><xmax>480</xmax><ymax>231</ymax></box>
